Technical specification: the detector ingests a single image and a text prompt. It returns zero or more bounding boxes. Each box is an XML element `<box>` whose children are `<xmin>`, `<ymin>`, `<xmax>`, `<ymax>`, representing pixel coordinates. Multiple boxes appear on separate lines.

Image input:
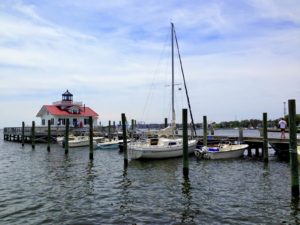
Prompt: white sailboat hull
<box><xmin>129</xmin><ymin>139</ymin><xmax>197</xmax><ymax>159</ymax></box>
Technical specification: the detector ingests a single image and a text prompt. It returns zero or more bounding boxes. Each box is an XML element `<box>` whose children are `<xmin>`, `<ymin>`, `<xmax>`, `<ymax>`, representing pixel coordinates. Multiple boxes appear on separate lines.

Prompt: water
<box><xmin>1</xmin><ymin>129</ymin><xmax>300</xmax><ymax>225</ymax></box>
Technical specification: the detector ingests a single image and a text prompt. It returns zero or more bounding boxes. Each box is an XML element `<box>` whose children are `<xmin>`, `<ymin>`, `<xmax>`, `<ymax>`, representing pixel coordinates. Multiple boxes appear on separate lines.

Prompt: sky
<box><xmin>0</xmin><ymin>0</ymin><xmax>300</xmax><ymax>127</ymax></box>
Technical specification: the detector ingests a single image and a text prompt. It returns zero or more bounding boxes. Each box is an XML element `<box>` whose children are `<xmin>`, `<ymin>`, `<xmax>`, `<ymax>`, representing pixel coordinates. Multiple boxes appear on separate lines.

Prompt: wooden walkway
<box><xmin>3</xmin><ymin>126</ymin><xmax>111</xmax><ymax>143</ymax></box>
<box><xmin>3</xmin><ymin>126</ymin><xmax>299</xmax><ymax>149</ymax></box>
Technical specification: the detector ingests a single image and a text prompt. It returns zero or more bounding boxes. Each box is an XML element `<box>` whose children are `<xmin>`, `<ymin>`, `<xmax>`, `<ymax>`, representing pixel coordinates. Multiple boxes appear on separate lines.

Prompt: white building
<box><xmin>36</xmin><ymin>90</ymin><xmax>99</xmax><ymax>127</ymax></box>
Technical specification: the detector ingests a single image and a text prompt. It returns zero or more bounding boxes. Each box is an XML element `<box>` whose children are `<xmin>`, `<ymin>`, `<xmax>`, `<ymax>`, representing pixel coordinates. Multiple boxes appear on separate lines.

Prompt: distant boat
<box><xmin>96</xmin><ymin>139</ymin><xmax>119</xmax><ymax>150</ymax></box>
<box><xmin>194</xmin><ymin>142</ymin><xmax>248</xmax><ymax>160</ymax></box>
<box><xmin>128</xmin><ymin>23</ymin><xmax>197</xmax><ymax>160</ymax></box>
<box><xmin>57</xmin><ymin>135</ymin><xmax>99</xmax><ymax>148</ymax></box>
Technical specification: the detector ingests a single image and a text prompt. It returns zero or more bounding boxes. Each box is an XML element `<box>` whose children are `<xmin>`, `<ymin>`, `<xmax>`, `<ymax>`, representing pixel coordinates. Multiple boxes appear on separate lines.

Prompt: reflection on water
<box><xmin>181</xmin><ymin>177</ymin><xmax>194</xmax><ymax>224</ymax></box>
<box><xmin>291</xmin><ymin>198</ymin><xmax>300</xmax><ymax>225</ymax></box>
<box><xmin>1</xmin><ymin>129</ymin><xmax>300</xmax><ymax>224</ymax></box>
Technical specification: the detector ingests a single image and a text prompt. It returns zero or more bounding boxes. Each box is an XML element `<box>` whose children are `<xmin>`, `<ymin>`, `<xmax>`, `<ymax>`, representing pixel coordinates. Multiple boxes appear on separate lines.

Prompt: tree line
<box><xmin>203</xmin><ymin>115</ymin><xmax>300</xmax><ymax>129</ymax></box>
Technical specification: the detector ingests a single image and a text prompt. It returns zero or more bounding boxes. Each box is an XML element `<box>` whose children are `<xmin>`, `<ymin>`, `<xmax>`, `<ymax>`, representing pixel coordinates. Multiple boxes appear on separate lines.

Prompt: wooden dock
<box><xmin>197</xmin><ymin>135</ymin><xmax>300</xmax><ymax>159</ymax></box>
<box><xmin>3</xmin><ymin>126</ymin><xmax>109</xmax><ymax>143</ymax></box>
<box><xmin>3</xmin><ymin>126</ymin><xmax>299</xmax><ymax>159</ymax></box>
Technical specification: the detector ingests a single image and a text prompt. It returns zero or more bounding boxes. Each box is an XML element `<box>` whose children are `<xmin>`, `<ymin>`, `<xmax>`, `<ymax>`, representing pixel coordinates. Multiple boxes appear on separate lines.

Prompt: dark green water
<box><xmin>1</xmin><ymin>130</ymin><xmax>300</xmax><ymax>224</ymax></box>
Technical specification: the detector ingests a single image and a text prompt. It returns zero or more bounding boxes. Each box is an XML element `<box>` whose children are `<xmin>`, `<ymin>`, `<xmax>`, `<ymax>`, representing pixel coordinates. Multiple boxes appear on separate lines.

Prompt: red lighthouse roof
<box><xmin>37</xmin><ymin>105</ymin><xmax>98</xmax><ymax>117</ymax></box>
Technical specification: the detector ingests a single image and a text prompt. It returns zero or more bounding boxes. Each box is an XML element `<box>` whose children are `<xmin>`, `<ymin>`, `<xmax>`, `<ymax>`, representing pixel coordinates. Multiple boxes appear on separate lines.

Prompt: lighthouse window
<box><xmin>42</xmin><ymin>119</ymin><xmax>45</xmax><ymax>126</ymax></box>
<box><xmin>51</xmin><ymin>118</ymin><xmax>54</xmax><ymax>125</ymax></box>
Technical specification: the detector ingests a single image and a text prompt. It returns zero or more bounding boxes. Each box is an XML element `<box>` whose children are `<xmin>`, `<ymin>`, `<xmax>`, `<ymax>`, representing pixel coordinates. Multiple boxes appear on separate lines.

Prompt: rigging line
<box><xmin>140</xmin><ymin>31</ymin><xmax>169</xmax><ymax>122</ymax></box>
<box><xmin>173</xmin><ymin>27</ymin><xmax>197</xmax><ymax>137</ymax></box>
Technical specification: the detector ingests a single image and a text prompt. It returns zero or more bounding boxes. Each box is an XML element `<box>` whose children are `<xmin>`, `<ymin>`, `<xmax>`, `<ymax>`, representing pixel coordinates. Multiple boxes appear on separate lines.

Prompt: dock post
<box><xmin>121</xmin><ymin>113</ymin><xmax>128</xmax><ymax>167</ymax></box>
<box><xmin>255</xmin><ymin>147</ymin><xmax>260</xmax><ymax>157</ymax></box>
<box><xmin>132</xmin><ymin>119</ymin><xmax>134</xmax><ymax>133</ymax></box>
<box><xmin>203</xmin><ymin>116</ymin><xmax>207</xmax><ymax>146</ymax></box>
<box><xmin>131</xmin><ymin>119</ymin><xmax>134</xmax><ymax>130</ymax></box>
<box><xmin>47</xmin><ymin>120</ymin><xmax>51</xmax><ymax>152</ymax></box>
<box><xmin>288</xmin><ymin>99</ymin><xmax>299</xmax><ymax>198</ymax></box>
<box><xmin>165</xmin><ymin>118</ymin><xmax>168</xmax><ymax>128</ymax></box>
<box><xmin>183</xmin><ymin>109</ymin><xmax>189</xmax><ymax>177</ymax></box>
<box><xmin>108</xmin><ymin>120</ymin><xmax>111</xmax><ymax>141</ymax></box>
<box><xmin>239</xmin><ymin>127</ymin><xmax>243</xmax><ymax>143</ymax></box>
<box><xmin>65</xmin><ymin>119</ymin><xmax>69</xmax><ymax>155</ymax></box>
<box><xmin>247</xmin><ymin>146</ymin><xmax>252</xmax><ymax>157</ymax></box>
<box><xmin>263</xmin><ymin>112</ymin><xmax>268</xmax><ymax>162</ymax></box>
<box><xmin>31</xmin><ymin>121</ymin><xmax>35</xmax><ymax>149</ymax></box>
<box><xmin>89</xmin><ymin>116</ymin><xmax>94</xmax><ymax>160</ymax></box>
<box><xmin>210</xmin><ymin>123</ymin><xmax>214</xmax><ymax>135</ymax></box>
<box><xmin>21</xmin><ymin>122</ymin><xmax>25</xmax><ymax>147</ymax></box>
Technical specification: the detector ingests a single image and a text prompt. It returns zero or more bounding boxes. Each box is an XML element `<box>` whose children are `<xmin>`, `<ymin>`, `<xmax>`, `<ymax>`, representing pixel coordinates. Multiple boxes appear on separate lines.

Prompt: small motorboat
<box><xmin>96</xmin><ymin>139</ymin><xmax>120</xmax><ymax>150</ymax></box>
<box><xmin>57</xmin><ymin>135</ymin><xmax>97</xmax><ymax>148</ymax></box>
<box><xmin>194</xmin><ymin>142</ymin><xmax>248</xmax><ymax>160</ymax></box>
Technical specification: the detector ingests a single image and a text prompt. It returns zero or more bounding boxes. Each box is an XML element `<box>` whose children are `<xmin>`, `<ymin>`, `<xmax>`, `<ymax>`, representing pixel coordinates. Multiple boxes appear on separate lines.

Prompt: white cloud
<box><xmin>0</xmin><ymin>0</ymin><xmax>300</xmax><ymax>127</ymax></box>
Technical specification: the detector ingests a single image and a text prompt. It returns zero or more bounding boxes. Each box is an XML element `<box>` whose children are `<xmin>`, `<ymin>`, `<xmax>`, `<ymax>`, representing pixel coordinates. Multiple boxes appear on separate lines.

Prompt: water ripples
<box><xmin>1</xmin><ymin>131</ymin><xmax>300</xmax><ymax>224</ymax></box>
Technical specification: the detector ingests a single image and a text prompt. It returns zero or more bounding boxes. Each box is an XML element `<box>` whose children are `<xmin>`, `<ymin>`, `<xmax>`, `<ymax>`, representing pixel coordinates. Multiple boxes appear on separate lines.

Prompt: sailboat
<box><xmin>129</xmin><ymin>23</ymin><xmax>198</xmax><ymax>160</ymax></box>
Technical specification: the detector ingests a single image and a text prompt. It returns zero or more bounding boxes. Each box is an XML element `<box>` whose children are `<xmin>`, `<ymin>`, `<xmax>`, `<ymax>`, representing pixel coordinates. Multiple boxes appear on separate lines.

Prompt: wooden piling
<box><xmin>108</xmin><ymin>120</ymin><xmax>111</xmax><ymax>141</ymax></box>
<box><xmin>263</xmin><ymin>112</ymin><xmax>268</xmax><ymax>162</ymax></box>
<box><xmin>122</xmin><ymin>113</ymin><xmax>128</xmax><ymax>166</ymax></box>
<box><xmin>255</xmin><ymin>147</ymin><xmax>259</xmax><ymax>157</ymax></box>
<box><xmin>31</xmin><ymin>121</ymin><xmax>35</xmax><ymax>149</ymax></box>
<box><xmin>65</xmin><ymin>119</ymin><xmax>69</xmax><ymax>154</ymax></box>
<box><xmin>89</xmin><ymin>116</ymin><xmax>94</xmax><ymax>160</ymax></box>
<box><xmin>47</xmin><ymin>120</ymin><xmax>51</xmax><ymax>152</ymax></box>
<box><xmin>165</xmin><ymin>118</ymin><xmax>168</xmax><ymax>128</ymax></box>
<box><xmin>239</xmin><ymin>127</ymin><xmax>243</xmax><ymax>143</ymax></box>
<box><xmin>289</xmin><ymin>99</ymin><xmax>299</xmax><ymax>198</ymax></box>
<box><xmin>210</xmin><ymin>124</ymin><xmax>214</xmax><ymax>135</ymax></box>
<box><xmin>131</xmin><ymin>119</ymin><xmax>134</xmax><ymax>133</ymax></box>
<box><xmin>182</xmin><ymin>109</ymin><xmax>189</xmax><ymax>177</ymax></box>
<box><xmin>203</xmin><ymin>116</ymin><xmax>207</xmax><ymax>146</ymax></box>
<box><xmin>21</xmin><ymin>121</ymin><xmax>25</xmax><ymax>147</ymax></box>
<box><xmin>247</xmin><ymin>146</ymin><xmax>252</xmax><ymax>157</ymax></box>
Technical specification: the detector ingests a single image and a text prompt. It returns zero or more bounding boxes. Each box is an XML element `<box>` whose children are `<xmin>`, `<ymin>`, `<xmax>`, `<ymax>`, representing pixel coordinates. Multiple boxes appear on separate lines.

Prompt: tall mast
<box><xmin>174</xmin><ymin>28</ymin><xmax>197</xmax><ymax>136</ymax></box>
<box><xmin>171</xmin><ymin>22</ymin><xmax>175</xmax><ymax>129</ymax></box>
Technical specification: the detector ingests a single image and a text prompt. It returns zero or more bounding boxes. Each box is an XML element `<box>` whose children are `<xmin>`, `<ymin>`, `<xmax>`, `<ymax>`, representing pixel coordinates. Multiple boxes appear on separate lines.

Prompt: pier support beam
<box><xmin>89</xmin><ymin>116</ymin><xmax>94</xmax><ymax>160</ymax></box>
<box><xmin>239</xmin><ymin>127</ymin><xmax>243</xmax><ymax>143</ymax></box>
<box><xmin>22</xmin><ymin>122</ymin><xmax>25</xmax><ymax>147</ymax></box>
<box><xmin>108</xmin><ymin>120</ymin><xmax>111</xmax><ymax>141</ymax></box>
<box><xmin>203</xmin><ymin>116</ymin><xmax>207</xmax><ymax>146</ymax></box>
<box><xmin>47</xmin><ymin>120</ymin><xmax>51</xmax><ymax>152</ymax></box>
<box><xmin>65</xmin><ymin>119</ymin><xmax>69</xmax><ymax>155</ymax></box>
<box><xmin>122</xmin><ymin>113</ymin><xmax>128</xmax><ymax>167</ymax></box>
<box><xmin>263</xmin><ymin>112</ymin><xmax>268</xmax><ymax>163</ymax></box>
<box><xmin>289</xmin><ymin>99</ymin><xmax>299</xmax><ymax>198</ymax></box>
<box><xmin>182</xmin><ymin>109</ymin><xmax>189</xmax><ymax>177</ymax></box>
<box><xmin>131</xmin><ymin>119</ymin><xmax>134</xmax><ymax>138</ymax></box>
<box><xmin>31</xmin><ymin>121</ymin><xmax>35</xmax><ymax>149</ymax></box>
<box><xmin>247</xmin><ymin>147</ymin><xmax>252</xmax><ymax>157</ymax></box>
<box><xmin>165</xmin><ymin>118</ymin><xmax>168</xmax><ymax>128</ymax></box>
<box><xmin>255</xmin><ymin>147</ymin><xmax>260</xmax><ymax>157</ymax></box>
<box><xmin>210</xmin><ymin>123</ymin><xmax>214</xmax><ymax>135</ymax></box>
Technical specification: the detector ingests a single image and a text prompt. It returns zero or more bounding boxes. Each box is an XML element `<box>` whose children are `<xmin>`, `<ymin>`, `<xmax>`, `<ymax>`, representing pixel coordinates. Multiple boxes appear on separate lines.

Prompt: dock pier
<box><xmin>3</xmin><ymin>125</ymin><xmax>106</xmax><ymax>143</ymax></box>
<box><xmin>3</xmin><ymin>125</ymin><xmax>298</xmax><ymax>160</ymax></box>
<box><xmin>197</xmin><ymin>135</ymin><xmax>300</xmax><ymax>159</ymax></box>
